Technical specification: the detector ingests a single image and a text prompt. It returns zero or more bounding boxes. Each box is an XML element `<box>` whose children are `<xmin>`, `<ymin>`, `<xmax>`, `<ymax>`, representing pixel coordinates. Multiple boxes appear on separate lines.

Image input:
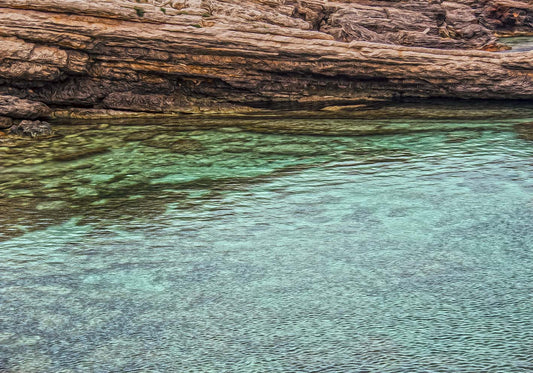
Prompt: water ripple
<box><xmin>1</xmin><ymin>114</ymin><xmax>533</xmax><ymax>371</ymax></box>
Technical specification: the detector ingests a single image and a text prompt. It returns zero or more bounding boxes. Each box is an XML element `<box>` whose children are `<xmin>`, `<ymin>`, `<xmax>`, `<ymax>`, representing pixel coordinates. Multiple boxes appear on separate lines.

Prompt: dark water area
<box><xmin>1</xmin><ymin>102</ymin><xmax>533</xmax><ymax>372</ymax></box>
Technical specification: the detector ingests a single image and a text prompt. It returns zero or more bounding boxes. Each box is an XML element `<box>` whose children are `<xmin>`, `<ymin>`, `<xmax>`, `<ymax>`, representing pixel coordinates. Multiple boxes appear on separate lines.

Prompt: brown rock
<box><xmin>0</xmin><ymin>0</ymin><xmax>530</xmax><ymax>117</ymax></box>
<box><xmin>0</xmin><ymin>95</ymin><xmax>51</xmax><ymax>119</ymax></box>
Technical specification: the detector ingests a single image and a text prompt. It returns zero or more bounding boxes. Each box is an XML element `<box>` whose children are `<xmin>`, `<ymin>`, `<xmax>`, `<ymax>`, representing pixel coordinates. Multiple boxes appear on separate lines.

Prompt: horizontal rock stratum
<box><xmin>0</xmin><ymin>0</ymin><xmax>532</xmax><ymax>127</ymax></box>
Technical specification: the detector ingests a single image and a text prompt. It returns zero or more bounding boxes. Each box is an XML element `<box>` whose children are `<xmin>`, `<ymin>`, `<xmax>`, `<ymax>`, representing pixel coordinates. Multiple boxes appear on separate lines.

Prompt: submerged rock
<box><xmin>169</xmin><ymin>138</ymin><xmax>204</xmax><ymax>154</ymax></box>
<box><xmin>143</xmin><ymin>135</ymin><xmax>204</xmax><ymax>153</ymax></box>
<box><xmin>123</xmin><ymin>131</ymin><xmax>157</xmax><ymax>142</ymax></box>
<box><xmin>53</xmin><ymin>147</ymin><xmax>110</xmax><ymax>162</ymax></box>
<box><xmin>514</xmin><ymin>121</ymin><xmax>533</xmax><ymax>141</ymax></box>
<box><xmin>9</xmin><ymin>120</ymin><xmax>52</xmax><ymax>138</ymax></box>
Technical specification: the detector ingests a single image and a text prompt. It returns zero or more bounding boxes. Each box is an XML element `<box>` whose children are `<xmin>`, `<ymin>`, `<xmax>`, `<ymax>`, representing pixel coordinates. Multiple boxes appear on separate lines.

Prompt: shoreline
<box><xmin>0</xmin><ymin>99</ymin><xmax>533</xmax><ymax>137</ymax></box>
<box><xmin>2</xmin><ymin>99</ymin><xmax>533</xmax><ymax>145</ymax></box>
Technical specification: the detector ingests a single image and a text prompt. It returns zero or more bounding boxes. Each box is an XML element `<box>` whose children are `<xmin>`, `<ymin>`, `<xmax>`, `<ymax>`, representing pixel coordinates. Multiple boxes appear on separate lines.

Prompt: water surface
<box><xmin>1</xmin><ymin>103</ymin><xmax>533</xmax><ymax>372</ymax></box>
<box><xmin>499</xmin><ymin>36</ymin><xmax>533</xmax><ymax>52</ymax></box>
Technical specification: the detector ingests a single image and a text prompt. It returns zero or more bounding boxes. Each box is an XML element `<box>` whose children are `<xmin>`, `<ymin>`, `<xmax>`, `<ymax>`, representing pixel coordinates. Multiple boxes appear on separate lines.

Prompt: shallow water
<box><xmin>499</xmin><ymin>36</ymin><xmax>533</xmax><ymax>52</ymax></box>
<box><xmin>1</xmin><ymin>103</ymin><xmax>533</xmax><ymax>372</ymax></box>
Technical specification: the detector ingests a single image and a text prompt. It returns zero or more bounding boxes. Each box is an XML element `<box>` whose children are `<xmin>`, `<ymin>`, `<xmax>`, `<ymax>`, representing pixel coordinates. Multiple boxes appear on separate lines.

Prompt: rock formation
<box><xmin>0</xmin><ymin>0</ymin><xmax>532</xmax><ymax>135</ymax></box>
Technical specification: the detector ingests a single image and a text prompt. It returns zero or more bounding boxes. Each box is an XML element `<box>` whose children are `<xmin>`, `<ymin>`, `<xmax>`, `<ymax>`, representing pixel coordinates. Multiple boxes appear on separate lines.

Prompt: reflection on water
<box><xmin>1</xmin><ymin>103</ymin><xmax>533</xmax><ymax>372</ymax></box>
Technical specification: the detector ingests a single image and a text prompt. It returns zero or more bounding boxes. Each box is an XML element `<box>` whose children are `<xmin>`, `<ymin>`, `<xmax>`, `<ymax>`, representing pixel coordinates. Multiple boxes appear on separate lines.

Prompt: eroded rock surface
<box><xmin>0</xmin><ymin>95</ymin><xmax>51</xmax><ymax>119</ymax></box>
<box><xmin>0</xmin><ymin>0</ymin><xmax>532</xmax><ymax>128</ymax></box>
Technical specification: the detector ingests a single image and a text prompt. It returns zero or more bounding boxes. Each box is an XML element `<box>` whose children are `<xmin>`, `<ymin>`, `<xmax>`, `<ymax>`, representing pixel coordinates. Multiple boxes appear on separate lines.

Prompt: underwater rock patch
<box><xmin>123</xmin><ymin>131</ymin><xmax>157</xmax><ymax>142</ymax></box>
<box><xmin>514</xmin><ymin>121</ymin><xmax>533</xmax><ymax>141</ymax></box>
<box><xmin>142</xmin><ymin>135</ymin><xmax>204</xmax><ymax>153</ymax></box>
<box><xmin>9</xmin><ymin>120</ymin><xmax>52</xmax><ymax>138</ymax></box>
<box><xmin>169</xmin><ymin>139</ymin><xmax>204</xmax><ymax>153</ymax></box>
<box><xmin>53</xmin><ymin>146</ymin><xmax>110</xmax><ymax>162</ymax></box>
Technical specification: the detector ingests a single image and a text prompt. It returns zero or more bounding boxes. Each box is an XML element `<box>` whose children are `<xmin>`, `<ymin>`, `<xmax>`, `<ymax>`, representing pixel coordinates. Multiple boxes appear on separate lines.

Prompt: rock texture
<box><xmin>480</xmin><ymin>0</ymin><xmax>533</xmax><ymax>35</ymax></box>
<box><xmin>0</xmin><ymin>95</ymin><xmax>51</xmax><ymax>119</ymax></box>
<box><xmin>8</xmin><ymin>119</ymin><xmax>52</xmax><ymax>137</ymax></box>
<box><xmin>0</xmin><ymin>0</ymin><xmax>532</xmax><ymax>132</ymax></box>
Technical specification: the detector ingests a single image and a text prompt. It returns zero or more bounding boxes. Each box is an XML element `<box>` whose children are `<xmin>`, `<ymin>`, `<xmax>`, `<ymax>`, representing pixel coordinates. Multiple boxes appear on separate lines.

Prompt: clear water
<box><xmin>1</xmin><ymin>103</ymin><xmax>533</xmax><ymax>372</ymax></box>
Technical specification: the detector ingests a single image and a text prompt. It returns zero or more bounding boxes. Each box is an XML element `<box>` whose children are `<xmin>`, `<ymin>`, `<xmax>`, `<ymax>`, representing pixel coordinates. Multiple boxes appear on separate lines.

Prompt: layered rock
<box><xmin>0</xmin><ymin>0</ymin><xmax>532</xmax><ymax>134</ymax></box>
<box><xmin>0</xmin><ymin>95</ymin><xmax>50</xmax><ymax>119</ymax></box>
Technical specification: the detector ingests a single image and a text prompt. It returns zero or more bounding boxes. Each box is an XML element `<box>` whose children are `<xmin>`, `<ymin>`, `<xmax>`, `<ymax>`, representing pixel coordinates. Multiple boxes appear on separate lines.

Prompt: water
<box><xmin>499</xmin><ymin>36</ymin><xmax>533</xmax><ymax>52</ymax></box>
<box><xmin>1</xmin><ymin>103</ymin><xmax>533</xmax><ymax>372</ymax></box>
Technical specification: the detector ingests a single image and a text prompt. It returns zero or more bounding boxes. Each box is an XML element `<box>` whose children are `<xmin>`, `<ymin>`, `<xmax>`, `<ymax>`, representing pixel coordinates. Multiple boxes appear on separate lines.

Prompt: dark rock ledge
<box><xmin>0</xmin><ymin>0</ymin><xmax>532</xmax><ymax>137</ymax></box>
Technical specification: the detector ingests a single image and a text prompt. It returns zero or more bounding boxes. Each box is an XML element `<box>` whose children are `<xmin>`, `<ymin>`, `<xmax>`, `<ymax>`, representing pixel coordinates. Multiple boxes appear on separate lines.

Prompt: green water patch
<box><xmin>498</xmin><ymin>36</ymin><xmax>533</xmax><ymax>52</ymax></box>
<box><xmin>1</xmin><ymin>108</ymin><xmax>533</xmax><ymax>240</ymax></box>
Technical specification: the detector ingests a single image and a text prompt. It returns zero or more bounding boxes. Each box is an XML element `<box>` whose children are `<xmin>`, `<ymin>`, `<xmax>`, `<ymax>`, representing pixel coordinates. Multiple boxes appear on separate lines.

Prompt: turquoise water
<box><xmin>1</xmin><ymin>105</ymin><xmax>533</xmax><ymax>372</ymax></box>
